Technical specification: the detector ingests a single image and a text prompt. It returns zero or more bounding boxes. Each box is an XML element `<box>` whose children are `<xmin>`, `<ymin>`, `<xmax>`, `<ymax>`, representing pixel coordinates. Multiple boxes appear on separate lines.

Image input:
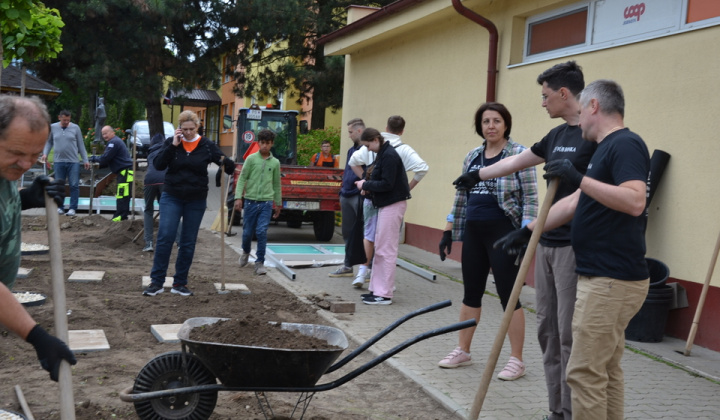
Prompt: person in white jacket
<box><xmin>348</xmin><ymin>115</ymin><xmax>429</xmax><ymax>288</ymax></box>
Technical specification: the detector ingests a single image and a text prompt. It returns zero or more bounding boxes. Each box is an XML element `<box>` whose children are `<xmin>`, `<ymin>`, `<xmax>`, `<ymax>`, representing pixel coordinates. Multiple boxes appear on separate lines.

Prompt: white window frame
<box><xmin>521</xmin><ymin>0</ymin><xmax>720</xmax><ymax>65</ymax></box>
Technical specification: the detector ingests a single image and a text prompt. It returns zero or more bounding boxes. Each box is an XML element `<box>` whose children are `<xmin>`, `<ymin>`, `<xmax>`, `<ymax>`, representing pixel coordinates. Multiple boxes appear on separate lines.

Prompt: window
<box><xmin>528</xmin><ymin>8</ymin><xmax>588</xmax><ymax>56</ymax></box>
<box><xmin>523</xmin><ymin>0</ymin><xmax>720</xmax><ymax>63</ymax></box>
<box><xmin>687</xmin><ymin>0</ymin><xmax>720</xmax><ymax>23</ymax></box>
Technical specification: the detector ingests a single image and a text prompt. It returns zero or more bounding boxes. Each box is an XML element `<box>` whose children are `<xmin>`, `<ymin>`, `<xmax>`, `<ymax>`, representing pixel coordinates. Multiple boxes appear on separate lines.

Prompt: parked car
<box><xmin>125</xmin><ymin>120</ymin><xmax>175</xmax><ymax>159</ymax></box>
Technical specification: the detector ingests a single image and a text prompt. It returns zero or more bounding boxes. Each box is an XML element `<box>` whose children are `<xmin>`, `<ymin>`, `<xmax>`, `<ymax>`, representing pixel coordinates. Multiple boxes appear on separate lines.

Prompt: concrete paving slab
<box><xmin>16</xmin><ymin>267</ymin><xmax>32</xmax><ymax>278</ymax></box>
<box><xmin>69</xmin><ymin>329</ymin><xmax>109</xmax><ymax>352</ymax></box>
<box><xmin>150</xmin><ymin>324</ymin><xmax>183</xmax><ymax>343</ymax></box>
<box><xmin>213</xmin><ymin>283</ymin><xmax>250</xmax><ymax>293</ymax></box>
<box><xmin>67</xmin><ymin>270</ymin><xmax>104</xmax><ymax>283</ymax></box>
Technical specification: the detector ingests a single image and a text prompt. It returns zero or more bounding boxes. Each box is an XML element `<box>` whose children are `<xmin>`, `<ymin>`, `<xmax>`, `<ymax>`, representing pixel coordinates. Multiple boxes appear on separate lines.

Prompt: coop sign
<box><xmin>624</xmin><ymin>3</ymin><xmax>645</xmax><ymax>23</ymax></box>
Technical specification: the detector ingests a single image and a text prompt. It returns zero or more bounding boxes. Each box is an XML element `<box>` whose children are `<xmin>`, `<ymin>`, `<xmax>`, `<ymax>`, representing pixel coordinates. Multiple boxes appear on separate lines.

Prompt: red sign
<box><xmin>242</xmin><ymin>131</ymin><xmax>255</xmax><ymax>143</ymax></box>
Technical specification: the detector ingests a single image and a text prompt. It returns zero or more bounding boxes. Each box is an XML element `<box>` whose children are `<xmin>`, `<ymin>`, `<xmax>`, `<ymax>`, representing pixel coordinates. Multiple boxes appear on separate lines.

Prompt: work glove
<box><xmin>89</xmin><ymin>155</ymin><xmax>99</xmax><ymax>163</ymax></box>
<box><xmin>26</xmin><ymin>324</ymin><xmax>77</xmax><ymax>382</ymax></box>
<box><xmin>20</xmin><ymin>176</ymin><xmax>65</xmax><ymax>210</ymax></box>
<box><xmin>493</xmin><ymin>226</ymin><xmax>532</xmax><ymax>256</ymax></box>
<box><xmin>439</xmin><ymin>230</ymin><xmax>452</xmax><ymax>261</ymax></box>
<box><xmin>452</xmin><ymin>170</ymin><xmax>481</xmax><ymax>191</ymax></box>
<box><xmin>543</xmin><ymin>159</ymin><xmax>583</xmax><ymax>190</ymax></box>
<box><xmin>222</xmin><ymin>157</ymin><xmax>236</xmax><ymax>175</ymax></box>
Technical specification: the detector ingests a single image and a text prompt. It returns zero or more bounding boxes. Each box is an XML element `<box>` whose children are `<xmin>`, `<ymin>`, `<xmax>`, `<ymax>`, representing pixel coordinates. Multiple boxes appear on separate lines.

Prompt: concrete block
<box><xmin>17</xmin><ymin>267</ymin><xmax>32</xmax><ymax>278</ymax></box>
<box><xmin>68</xmin><ymin>270</ymin><xmax>105</xmax><ymax>283</ymax></box>
<box><xmin>213</xmin><ymin>283</ymin><xmax>251</xmax><ymax>293</ymax></box>
<box><xmin>69</xmin><ymin>329</ymin><xmax>110</xmax><ymax>352</ymax></box>
<box><xmin>150</xmin><ymin>324</ymin><xmax>183</xmax><ymax>343</ymax></box>
<box><xmin>330</xmin><ymin>301</ymin><xmax>355</xmax><ymax>313</ymax></box>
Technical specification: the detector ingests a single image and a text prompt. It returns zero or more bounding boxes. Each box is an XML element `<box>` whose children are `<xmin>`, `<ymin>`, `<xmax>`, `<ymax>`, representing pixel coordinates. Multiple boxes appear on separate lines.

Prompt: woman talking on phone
<box><xmin>143</xmin><ymin>110</ymin><xmax>235</xmax><ymax>297</ymax></box>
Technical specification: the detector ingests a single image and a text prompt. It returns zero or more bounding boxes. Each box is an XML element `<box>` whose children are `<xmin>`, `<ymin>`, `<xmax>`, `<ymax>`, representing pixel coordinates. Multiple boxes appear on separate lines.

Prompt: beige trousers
<box><xmin>566</xmin><ymin>276</ymin><xmax>649</xmax><ymax>420</ymax></box>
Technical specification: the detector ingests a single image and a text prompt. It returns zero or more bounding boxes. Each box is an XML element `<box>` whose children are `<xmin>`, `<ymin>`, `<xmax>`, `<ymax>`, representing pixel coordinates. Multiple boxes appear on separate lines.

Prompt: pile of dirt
<box><xmin>189</xmin><ymin>316</ymin><xmax>343</xmax><ymax>350</ymax></box>
<box><xmin>0</xmin><ymin>214</ymin><xmax>457</xmax><ymax>419</ymax></box>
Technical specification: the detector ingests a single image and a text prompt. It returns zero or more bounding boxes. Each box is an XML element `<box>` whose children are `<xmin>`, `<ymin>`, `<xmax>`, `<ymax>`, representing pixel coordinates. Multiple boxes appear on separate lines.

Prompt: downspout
<box><xmin>451</xmin><ymin>0</ymin><xmax>499</xmax><ymax>102</ymax></box>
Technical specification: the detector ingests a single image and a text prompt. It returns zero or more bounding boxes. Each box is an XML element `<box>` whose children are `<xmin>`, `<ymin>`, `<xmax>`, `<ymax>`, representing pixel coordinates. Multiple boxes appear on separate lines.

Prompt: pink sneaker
<box><xmin>438</xmin><ymin>347</ymin><xmax>472</xmax><ymax>368</ymax></box>
<box><xmin>497</xmin><ymin>356</ymin><xmax>526</xmax><ymax>380</ymax></box>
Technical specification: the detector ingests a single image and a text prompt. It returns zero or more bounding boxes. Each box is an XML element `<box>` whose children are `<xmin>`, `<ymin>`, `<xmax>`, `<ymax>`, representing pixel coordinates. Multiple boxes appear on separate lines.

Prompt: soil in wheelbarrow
<box><xmin>0</xmin><ymin>212</ymin><xmax>458</xmax><ymax>420</ymax></box>
<box><xmin>189</xmin><ymin>316</ymin><xmax>343</xmax><ymax>350</ymax></box>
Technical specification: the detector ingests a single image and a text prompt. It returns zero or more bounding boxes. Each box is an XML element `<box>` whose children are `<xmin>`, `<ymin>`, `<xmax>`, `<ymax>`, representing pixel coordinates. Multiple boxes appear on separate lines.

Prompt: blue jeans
<box><xmin>54</xmin><ymin>162</ymin><xmax>79</xmax><ymax>211</ymax></box>
<box><xmin>150</xmin><ymin>193</ymin><xmax>206</xmax><ymax>287</ymax></box>
<box><xmin>143</xmin><ymin>185</ymin><xmax>181</xmax><ymax>246</ymax></box>
<box><xmin>242</xmin><ymin>199</ymin><xmax>273</xmax><ymax>263</ymax></box>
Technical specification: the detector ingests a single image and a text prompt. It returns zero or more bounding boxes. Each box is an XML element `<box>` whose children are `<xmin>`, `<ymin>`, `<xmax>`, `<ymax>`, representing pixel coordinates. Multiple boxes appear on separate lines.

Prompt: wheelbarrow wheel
<box><xmin>133</xmin><ymin>351</ymin><xmax>218</xmax><ymax>420</ymax></box>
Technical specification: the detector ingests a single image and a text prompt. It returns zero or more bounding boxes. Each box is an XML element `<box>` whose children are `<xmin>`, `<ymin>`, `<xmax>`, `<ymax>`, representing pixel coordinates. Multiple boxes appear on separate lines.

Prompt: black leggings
<box><xmin>461</xmin><ymin>218</ymin><xmax>522</xmax><ymax>311</ymax></box>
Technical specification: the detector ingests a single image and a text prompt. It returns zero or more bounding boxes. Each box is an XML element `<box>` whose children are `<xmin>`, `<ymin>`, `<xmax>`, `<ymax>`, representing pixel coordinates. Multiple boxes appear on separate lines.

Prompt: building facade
<box><xmin>321</xmin><ymin>0</ymin><xmax>720</xmax><ymax>350</ymax></box>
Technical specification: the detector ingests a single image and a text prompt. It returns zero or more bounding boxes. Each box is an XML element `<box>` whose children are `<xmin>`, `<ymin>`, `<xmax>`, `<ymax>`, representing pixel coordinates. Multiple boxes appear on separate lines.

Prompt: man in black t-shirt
<box><xmin>495</xmin><ymin>79</ymin><xmax>650</xmax><ymax>420</ymax></box>
<box><xmin>451</xmin><ymin>61</ymin><xmax>594</xmax><ymax>420</ymax></box>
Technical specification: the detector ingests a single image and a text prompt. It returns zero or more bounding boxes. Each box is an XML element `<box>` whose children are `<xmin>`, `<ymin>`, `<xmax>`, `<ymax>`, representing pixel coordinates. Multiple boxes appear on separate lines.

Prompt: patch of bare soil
<box><xmin>0</xmin><ymin>214</ymin><xmax>457</xmax><ymax>420</ymax></box>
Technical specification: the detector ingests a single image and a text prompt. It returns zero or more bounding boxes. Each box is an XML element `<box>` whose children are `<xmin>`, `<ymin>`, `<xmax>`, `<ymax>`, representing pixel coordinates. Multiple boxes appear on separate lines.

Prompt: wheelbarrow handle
<box><xmin>325</xmin><ymin>300</ymin><xmax>452</xmax><ymax>373</ymax></box>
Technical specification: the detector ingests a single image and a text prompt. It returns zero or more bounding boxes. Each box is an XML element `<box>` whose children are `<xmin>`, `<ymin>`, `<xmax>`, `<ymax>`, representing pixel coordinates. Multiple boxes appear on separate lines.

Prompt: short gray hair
<box><xmin>580</xmin><ymin>79</ymin><xmax>625</xmax><ymax>118</ymax></box>
<box><xmin>0</xmin><ymin>95</ymin><xmax>50</xmax><ymax>141</ymax></box>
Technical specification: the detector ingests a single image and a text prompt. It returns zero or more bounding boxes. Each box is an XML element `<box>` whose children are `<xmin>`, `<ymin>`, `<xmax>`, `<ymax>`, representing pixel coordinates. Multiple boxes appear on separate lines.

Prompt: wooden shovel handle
<box><xmin>45</xmin><ymin>194</ymin><xmax>76</xmax><ymax>419</ymax></box>
<box><xmin>684</xmin><ymin>229</ymin><xmax>720</xmax><ymax>356</ymax></box>
<box><xmin>468</xmin><ymin>179</ymin><xmax>559</xmax><ymax>419</ymax></box>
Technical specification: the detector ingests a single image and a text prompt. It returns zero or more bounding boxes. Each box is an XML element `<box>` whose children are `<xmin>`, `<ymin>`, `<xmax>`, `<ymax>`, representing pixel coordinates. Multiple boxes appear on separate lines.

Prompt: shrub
<box><xmin>296</xmin><ymin>127</ymin><xmax>341</xmax><ymax>166</ymax></box>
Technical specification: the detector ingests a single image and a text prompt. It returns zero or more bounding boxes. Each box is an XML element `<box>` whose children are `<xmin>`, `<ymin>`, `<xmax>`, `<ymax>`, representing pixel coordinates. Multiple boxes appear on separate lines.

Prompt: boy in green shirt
<box><xmin>234</xmin><ymin>129</ymin><xmax>282</xmax><ymax>275</ymax></box>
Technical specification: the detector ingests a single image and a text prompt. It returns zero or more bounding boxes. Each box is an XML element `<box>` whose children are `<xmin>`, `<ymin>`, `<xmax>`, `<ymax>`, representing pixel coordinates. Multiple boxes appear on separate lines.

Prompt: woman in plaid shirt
<box><xmin>437</xmin><ymin>103</ymin><xmax>538</xmax><ymax>381</ymax></box>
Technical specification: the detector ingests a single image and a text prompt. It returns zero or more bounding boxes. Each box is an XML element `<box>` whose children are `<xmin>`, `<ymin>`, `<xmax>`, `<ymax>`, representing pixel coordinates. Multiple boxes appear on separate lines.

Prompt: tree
<box><xmin>34</xmin><ymin>0</ymin><xmax>238</xmax><ymax>136</ymax></box>
<box><xmin>2</xmin><ymin>3</ymin><xmax>64</xmax><ymax>96</ymax></box>
<box><xmin>225</xmin><ymin>0</ymin><xmax>395</xmax><ymax>129</ymax></box>
<box><xmin>0</xmin><ymin>0</ymin><xmax>37</xmax><ymax>92</ymax></box>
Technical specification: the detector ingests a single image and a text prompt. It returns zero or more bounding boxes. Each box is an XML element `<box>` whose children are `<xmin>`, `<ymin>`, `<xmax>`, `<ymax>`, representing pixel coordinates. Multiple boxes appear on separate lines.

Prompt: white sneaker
<box><xmin>66</xmin><ymin>209</ymin><xmax>76</xmax><ymax>216</ymax></box>
<box><xmin>352</xmin><ymin>274</ymin><xmax>365</xmax><ymax>288</ymax></box>
<box><xmin>57</xmin><ymin>208</ymin><xmax>65</xmax><ymax>215</ymax></box>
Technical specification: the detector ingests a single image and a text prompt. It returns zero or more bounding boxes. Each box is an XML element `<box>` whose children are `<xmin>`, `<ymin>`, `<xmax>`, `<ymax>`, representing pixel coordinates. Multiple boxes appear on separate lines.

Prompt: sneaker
<box><xmin>171</xmin><ymin>286</ymin><xmax>194</xmax><ymax>296</ymax></box>
<box><xmin>239</xmin><ymin>252</ymin><xmax>250</xmax><ymax>267</ymax></box>
<box><xmin>254</xmin><ymin>261</ymin><xmax>267</xmax><ymax>275</ymax></box>
<box><xmin>362</xmin><ymin>295</ymin><xmax>392</xmax><ymax>305</ymax></box>
<box><xmin>66</xmin><ymin>209</ymin><xmax>76</xmax><ymax>216</ymax></box>
<box><xmin>360</xmin><ymin>292</ymin><xmax>374</xmax><ymax>298</ymax></box>
<box><xmin>438</xmin><ymin>347</ymin><xmax>472</xmax><ymax>368</ymax></box>
<box><xmin>497</xmin><ymin>356</ymin><xmax>526</xmax><ymax>380</ymax></box>
<box><xmin>352</xmin><ymin>273</ymin><xmax>365</xmax><ymax>288</ymax></box>
<box><xmin>57</xmin><ymin>208</ymin><xmax>65</xmax><ymax>215</ymax></box>
<box><xmin>142</xmin><ymin>244</ymin><xmax>153</xmax><ymax>252</ymax></box>
<box><xmin>142</xmin><ymin>283</ymin><xmax>164</xmax><ymax>296</ymax></box>
<box><xmin>329</xmin><ymin>266</ymin><xmax>353</xmax><ymax>277</ymax></box>
<box><xmin>112</xmin><ymin>216</ymin><xmax>122</xmax><ymax>222</ymax></box>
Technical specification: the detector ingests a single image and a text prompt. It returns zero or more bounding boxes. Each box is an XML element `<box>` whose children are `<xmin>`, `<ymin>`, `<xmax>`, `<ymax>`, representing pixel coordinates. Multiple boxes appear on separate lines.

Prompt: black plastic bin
<box><xmin>625</xmin><ymin>258</ymin><xmax>673</xmax><ymax>342</ymax></box>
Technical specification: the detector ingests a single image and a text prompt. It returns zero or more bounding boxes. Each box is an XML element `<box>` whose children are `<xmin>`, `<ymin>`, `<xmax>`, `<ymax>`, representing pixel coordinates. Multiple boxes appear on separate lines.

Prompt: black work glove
<box><xmin>20</xmin><ymin>175</ymin><xmax>65</xmax><ymax>210</ymax></box>
<box><xmin>452</xmin><ymin>170</ymin><xmax>481</xmax><ymax>191</ymax></box>
<box><xmin>222</xmin><ymin>157</ymin><xmax>236</xmax><ymax>175</ymax></box>
<box><xmin>439</xmin><ymin>230</ymin><xmax>452</xmax><ymax>261</ymax></box>
<box><xmin>89</xmin><ymin>155</ymin><xmax>98</xmax><ymax>163</ymax></box>
<box><xmin>26</xmin><ymin>324</ymin><xmax>77</xmax><ymax>382</ymax></box>
<box><xmin>543</xmin><ymin>159</ymin><xmax>583</xmax><ymax>190</ymax></box>
<box><xmin>493</xmin><ymin>226</ymin><xmax>532</xmax><ymax>256</ymax></box>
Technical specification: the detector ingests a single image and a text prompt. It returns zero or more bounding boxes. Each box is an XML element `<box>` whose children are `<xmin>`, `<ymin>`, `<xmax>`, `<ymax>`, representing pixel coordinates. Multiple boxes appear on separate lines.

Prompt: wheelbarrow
<box><xmin>119</xmin><ymin>300</ymin><xmax>475</xmax><ymax>419</ymax></box>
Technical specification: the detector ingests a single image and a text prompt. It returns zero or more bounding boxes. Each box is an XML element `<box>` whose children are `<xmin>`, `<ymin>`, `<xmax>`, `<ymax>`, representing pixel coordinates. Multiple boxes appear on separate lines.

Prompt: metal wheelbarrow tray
<box><xmin>119</xmin><ymin>300</ymin><xmax>475</xmax><ymax>420</ymax></box>
<box><xmin>179</xmin><ymin>318</ymin><xmax>349</xmax><ymax>388</ymax></box>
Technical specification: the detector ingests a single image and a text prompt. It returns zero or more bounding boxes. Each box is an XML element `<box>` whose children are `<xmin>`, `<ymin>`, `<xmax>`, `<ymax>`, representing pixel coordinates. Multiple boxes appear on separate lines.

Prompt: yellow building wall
<box><xmin>329</xmin><ymin>0</ymin><xmax>720</xmax><ymax>288</ymax></box>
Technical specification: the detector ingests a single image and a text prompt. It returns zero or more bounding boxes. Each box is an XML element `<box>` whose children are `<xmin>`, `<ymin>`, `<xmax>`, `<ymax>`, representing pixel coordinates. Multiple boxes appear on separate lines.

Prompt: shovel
<box><xmin>468</xmin><ymin>179</ymin><xmax>558</xmax><ymax>419</ymax></box>
<box><xmin>218</xmin><ymin>173</ymin><xmax>229</xmax><ymax>294</ymax></box>
<box><xmin>680</xmin><ymin>229</ymin><xmax>720</xmax><ymax>356</ymax></box>
<box><xmin>45</xmin><ymin>193</ymin><xmax>76</xmax><ymax>419</ymax></box>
